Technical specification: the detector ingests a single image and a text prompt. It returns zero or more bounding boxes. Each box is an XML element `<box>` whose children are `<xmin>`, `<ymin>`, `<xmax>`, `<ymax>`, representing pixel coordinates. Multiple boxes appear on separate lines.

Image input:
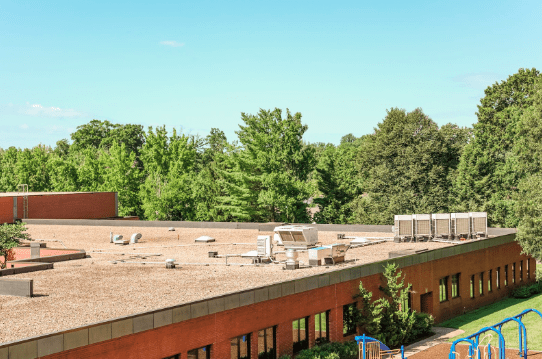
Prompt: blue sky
<box><xmin>1</xmin><ymin>0</ymin><xmax>541</xmax><ymax>149</ymax></box>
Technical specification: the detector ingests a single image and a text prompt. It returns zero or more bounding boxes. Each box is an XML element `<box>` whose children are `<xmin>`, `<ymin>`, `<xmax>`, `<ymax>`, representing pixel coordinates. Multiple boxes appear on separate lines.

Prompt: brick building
<box><xmin>0</xmin><ymin>192</ymin><xmax>118</xmax><ymax>224</ymax></box>
<box><xmin>0</xmin><ymin>223</ymin><xmax>532</xmax><ymax>359</ymax></box>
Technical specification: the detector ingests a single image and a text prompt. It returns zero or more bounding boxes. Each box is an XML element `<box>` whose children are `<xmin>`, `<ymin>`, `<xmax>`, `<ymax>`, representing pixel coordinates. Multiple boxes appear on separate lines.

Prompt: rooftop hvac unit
<box><xmin>469</xmin><ymin>212</ymin><xmax>487</xmax><ymax>238</ymax></box>
<box><xmin>394</xmin><ymin>215</ymin><xmax>414</xmax><ymax>242</ymax></box>
<box><xmin>257</xmin><ymin>235</ymin><xmax>273</xmax><ymax>258</ymax></box>
<box><xmin>451</xmin><ymin>213</ymin><xmax>470</xmax><ymax>240</ymax></box>
<box><xmin>308</xmin><ymin>243</ymin><xmax>347</xmax><ymax>266</ymax></box>
<box><xmin>432</xmin><ymin>213</ymin><xmax>452</xmax><ymax>239</ymax></box>
<box><xmin>273</xmin><ymin>225</ymin><xmax>318</xmax><ymax>249</ymax></box>
<box><xmin>413</xmin><ymin>214</ymin><xmax>432</xmax><ymax>241</ymax></box>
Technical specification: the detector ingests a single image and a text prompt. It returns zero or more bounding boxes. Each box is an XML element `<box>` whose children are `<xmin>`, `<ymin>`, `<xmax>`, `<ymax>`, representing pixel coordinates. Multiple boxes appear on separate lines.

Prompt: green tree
<box><xmin>357</xmin><ymin>263</ymin><xmax>419</xmax><ymax>347</ymax></box>
<box><xmin>99</xmin><ymin>142</ymin><xmax>142</xmax><ymax>216</ymax></box>
<box><xmin>0</xmin><ymin>222</ymin><xmax>30</xmax><ymax>269</ymax></box>
<box><xmin>221</xmin><ymin>108</ymin><xmax>315</xmax><ymax>222</ymax></box>
<box><xmin>453</xmin><ymin>68</ymin><xmax>540</xmax><ymax>227</ymax></box>
<box><xmin>0</xmin><ymin>147</ymin><xmax>19</xmax><ymax>192</ymax></box>
<box><xmin>47</xmin><ymin>153</ymin><xmax>79</xmax><ymax>192</ymax></box>
<box><xmin>15</xmin><ymin>145</ymin><xmax>51</xmax><ymax>192</ymax></box>
<box><xmin>351</xmin><ymin>108</ymin><xmax>468</xmax><ymax>224</ymax></box>
<box><xmin>76</xmin><ymin>148</ymin><xmax>103</xmax><ymax>192</ymax></box>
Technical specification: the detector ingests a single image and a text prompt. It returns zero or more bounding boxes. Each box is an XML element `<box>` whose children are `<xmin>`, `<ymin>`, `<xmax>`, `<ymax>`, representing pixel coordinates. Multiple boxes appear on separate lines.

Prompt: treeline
<box><xmin>1</xmin><ymin>69</ymin><xmax>542</xmax><ymax>240</ymax></box>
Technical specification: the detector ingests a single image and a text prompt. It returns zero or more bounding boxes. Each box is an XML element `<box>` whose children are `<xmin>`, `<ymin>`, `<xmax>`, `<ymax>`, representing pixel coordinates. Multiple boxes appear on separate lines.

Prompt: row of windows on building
<box><xmin>162</xmin><ymin>307</ymin><xmax>360</xmax><ymax>359</ymax></box>
<box><xmin>439</xmin><ymin>260</ymin><xmax>529</xmax><ymax>303</ymax></box>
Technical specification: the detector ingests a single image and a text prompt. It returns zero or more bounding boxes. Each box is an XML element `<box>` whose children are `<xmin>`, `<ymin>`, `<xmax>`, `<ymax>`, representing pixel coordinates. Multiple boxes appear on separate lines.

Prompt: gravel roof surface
<box><xmin>0</xmin><ymin>224</ymin><xmax>451</xmax><ymax>344</ymax></box>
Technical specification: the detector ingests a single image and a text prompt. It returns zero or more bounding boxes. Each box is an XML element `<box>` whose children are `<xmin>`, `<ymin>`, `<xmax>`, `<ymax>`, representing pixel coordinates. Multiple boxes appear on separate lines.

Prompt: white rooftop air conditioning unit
<box><xmin>469</xmin><ymin>212</ymin><xmax>487</xmax><ymax>239</ymax></box>
<box><xmin>413</xmin><ymin>214</ymin><xmax>432</xmax><ymax>242</ymax></box>
<box><xmin>273</xmin><ymin>225</ymin><xmax>318</xmax><ymax>250</ymax></box>
<box><xmin>451</xmin><ymin>213</ymin><xmax>470</xmax><ymax>241</ymax></box>
<box><xmin>394</xmin><ymin>215</ymin><xmax>414</xmax><ymax>243</ymax></box>
<box><xmin>257</xmin><ymin>235</ymin><xmax>273</xmax><ymax>258</ymax></box>
<box><xmin>432</xmin><ymin>213</ymin><xmax>452</xmax><ymax>240</ymax></box>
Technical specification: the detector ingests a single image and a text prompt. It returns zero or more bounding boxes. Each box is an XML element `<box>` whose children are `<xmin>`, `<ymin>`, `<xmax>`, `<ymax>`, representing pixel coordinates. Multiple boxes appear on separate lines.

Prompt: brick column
<box><xmin>251</xmin><ymin>330</ymin><xmax>259</xmax><ymax>359</ymax></box>
<box><xmin>307</xmin><ymin>314</ymin><xmax>315</xmax><ymax>349</ymax></box>
<box><xmin>211</xmin><ymin>340</ymin><xmax>230</xmax><ymax>359</ymax></box>
<box><xmin>329</xmin><ymin>306</ymin><xmax>342</xmax><ymax>343</ymax></box>
<box><xmin>276</xmin><ymin>321</ymin><xmax>293</xmax><ymax>358</ymax></box>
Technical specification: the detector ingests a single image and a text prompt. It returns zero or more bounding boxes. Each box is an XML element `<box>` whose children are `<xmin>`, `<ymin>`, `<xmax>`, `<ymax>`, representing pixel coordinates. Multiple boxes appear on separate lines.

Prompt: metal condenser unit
<box><xmin>451</xmin><ymin>213</ymin><xmax>470</xmax><ymax>240</ymax></box>
<box><xmin>469</xmin><ymin>212</ymin><xmax>487</xmax><ymax>238</ymax></box>
<box><xmin>413</xmin><ymin>214</ymin><xmax>432</xmax><ymax>242</ymax></box>
<box><xmin>432</xmin><ymin>213</ymin><xmax>452</xmax><ymax>239</ymax></box>
<box><xmin>394</xmin><ymin>215</ymin><xmax>414</xmax><ymax>242</ymax></box>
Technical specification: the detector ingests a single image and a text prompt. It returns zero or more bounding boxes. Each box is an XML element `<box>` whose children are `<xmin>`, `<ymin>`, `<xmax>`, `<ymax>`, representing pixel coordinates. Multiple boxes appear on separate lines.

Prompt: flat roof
<box><xmin>0</xmin><ymin>224</ymin><xmax>461</xmax><ymax>343</ymax></box>
<box><xmin>0</xmin><ymin>192</ymin><xmax>112</xmax><ymax>197</ymax></box>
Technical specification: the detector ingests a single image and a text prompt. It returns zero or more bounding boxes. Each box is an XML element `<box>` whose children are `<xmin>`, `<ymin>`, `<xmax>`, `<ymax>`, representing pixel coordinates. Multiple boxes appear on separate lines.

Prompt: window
<box><xmin>231</xmin><ymin>334</ymin><xmax>250</xmax><ymax>359</ymax></box>
<box><xmin>293</xmin><ymin>317</ymin><xmax>309</xmax><ymax>353</ymax></box>
<box><xmin>315</xmin><ymin>311</ymin><xmax>330</xmax><ymax>345</ymax></box>
<box><xmin>188</xmin><ymin>346</ymin><xmax>210</xmax><ymax>359</ymax></box>
<box><xmin>451</xmin><ymin>274</ymin><xmax>460</xmax><ymax>298</ymax></box>
<box><xmin>470</xmin><ymin>275</ymin><xmax>475</xmax><ymax>298</ymax></box>
<box><xmin>520</xmin><ymin>261</ymin><xmax>523</xmax><ymax>282</ymax></box>
<box><xmin>496</xmin><ymin>267</ymin><xmax>501</xmax><ymax>289</ymax></box>
<box><xmin>512</xmin><ymin>263</ymin><xmax>516</xmax><ymax>284</ymax></box>
<box><xmin>479</xmin><ymin>272</ymin><xmax>484</xmax><ymax>296</ymax></box>
<box><xmin>343</xmin><ymin>303</ymin><xmax>357</xmax><ymax>336</ymax></box>
<box><xmin>488</xmin><ymin>270</ymin><xmax>492</xmax><ymax>292</ymax></box>
<box><xmin>401</xmin><ymin>291</ymin><xmax>412</xmax><ymax>312</ymax></box>
<box><xmin>504</xmin><ymin>265</ymin><xmax>509</xmax><ymax>286</ymax></box>
<box><xmin>258</xmin><ymin>327</ymin><xmax>276</xmax><ymax>359</ymax></box>
<box><xmin>163</xmin><ymin>355</ymin><xmax>180</xmax><ymax>359</ymax></box>
<box><xmin>527</xmin><ymin>259</ymin><xmax>530</xmax><ymax>279</ymax></box>
<box><xmin>439</xmin><ymin>277</ymin><xmax>448</xmax><ymax>302</ymax></box>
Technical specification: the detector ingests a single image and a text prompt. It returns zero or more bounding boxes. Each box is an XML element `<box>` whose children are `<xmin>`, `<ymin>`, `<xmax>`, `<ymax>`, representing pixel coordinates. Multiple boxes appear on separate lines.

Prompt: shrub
<box><xmin>536</xmin><ymin>265</ymin><xmax>542</xmax><ymax>281</ymax></box>
<box><xmin>295</xmin><ymin>341</ymin><xmax>358</xmax><ymax>359</ymax></box>
<box><xmin>408</xmin><ymin>312</ymin><xmax>434</xmax><ymax>342</ymax></box>
<box><xmin>511</xmin><ymin>282</ymin><xmax>542</xmax><ymax>298</ymax></box>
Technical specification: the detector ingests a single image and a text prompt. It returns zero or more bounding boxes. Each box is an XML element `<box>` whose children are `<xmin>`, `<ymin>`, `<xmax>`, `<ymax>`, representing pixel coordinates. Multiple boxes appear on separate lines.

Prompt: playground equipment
<box><xmin>356</xmin><ymin>334</ymin><xmax>405</xmax><ymax>359</ymax></box>
<box><xmin>448</xmin><ymin>308</ymin><xmax>542</xmax><ymax>359</ymax></box>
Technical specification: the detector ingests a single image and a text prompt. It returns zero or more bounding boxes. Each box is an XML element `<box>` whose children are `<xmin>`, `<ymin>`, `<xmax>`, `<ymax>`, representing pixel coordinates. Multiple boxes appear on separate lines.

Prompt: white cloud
<box><xmin>22</xmin><ymin>102</ymin><xmax>85</xmax><ymax>118</ymax></box>
<box><xmin>160</xmin><ymin>40</ymin><xmax>185</xmax><ymax>47</ymax></box>
<box><xmin>20</xmin><ymin>124</ymin><xmax>29</xmax><ymax>129</ymax></box>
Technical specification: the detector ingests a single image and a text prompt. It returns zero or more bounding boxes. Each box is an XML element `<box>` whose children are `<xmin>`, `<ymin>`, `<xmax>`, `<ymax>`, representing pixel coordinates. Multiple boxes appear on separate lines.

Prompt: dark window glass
<box><xmin>512</xmin><ymin>263</ymin><xmax>516</xmax><ymax>284</ymax></box>
<box><xmin>520</xmin><ymin>261</ymin><xmax>523</xmax><ymax>282</ymax></box>
<box><xmin>231</xmin><ymin>334</ymin><xmax>250</xmax><ymax>359</ymax></box>
<box><xmin>343</xmin><ymin>303</ymin><xmax>357</xmax><ymax>336</ymax></box>
<box><xmin>470</xmin><ymin>275</ymin><xmax>475</xmax><ymax>298</ymax></box>
<box><xmin>496</xmin><ymin>267</ymin><xmax>501</xmax><ymax>289</ymax></box>
<box><xmin>479</xmin><ymin>272</ymin><xmax>484</xmax><ymax>295</ymax></box>
<box><xmin>258</xmin><ymin>327</ymin><xmax>276</xmax><ymax>359</ymax></box>
<box><xmin>527</xmin><ymin>260</ymin><xmax>530</xmax><ymax>279</ymax></box>
<box><xmin>505</xmin><ymin>265</ymin><xmax>509</xmax><ymax>286</ymax></box>
<box><xmin>439</xmin><ymin>277</ymin><xmax>448</xmax><ymax>302</ymax></box>
<box><xmin>293</xmin><ymin>317</ymin><xmax>309</xmax><ymax>353</ymax></box>
<box><xmin>188</xmin><ymin>346</ymin><xmax>210</xmax><ymax>359</ymax></box>
<box><xmin>315</xmin><ymin>311</ymin><xmax>330</xmax><ymax>345</ymax></box>
<box><xmin>451</xmin><ymin>274</ymin><xmax>460</xmax><ymax>298</ymax></box>
<box><xmin>488</xmin><ymin>270</ymin><xmax>492</xmax><ymax>292</ymax></box>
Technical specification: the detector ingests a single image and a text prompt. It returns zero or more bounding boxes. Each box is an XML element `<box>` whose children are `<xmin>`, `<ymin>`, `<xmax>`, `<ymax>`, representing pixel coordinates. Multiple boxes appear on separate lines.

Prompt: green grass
<box><xmin>438</xmin><ymin>292</ymin><xmax>542</xmax><ymax>350</ymax></box>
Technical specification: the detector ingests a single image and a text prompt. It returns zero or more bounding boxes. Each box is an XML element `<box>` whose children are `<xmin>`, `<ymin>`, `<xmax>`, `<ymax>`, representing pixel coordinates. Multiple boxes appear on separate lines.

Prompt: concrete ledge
<box><xmin>112</xmin><ymin>319</ymin><xmax>133</xmax><ymax>339</ymax></box>
<box><xmin>268</xmin><ymin>284</ymin><xmax>281</xmax><ymax>300</ymax></box>
<box><xmin>207</xmin><ymin>298</ymin><xmax>225</xmax><ymax>315</ymax></box>
<box><xmin>64</xmin><ymin>329</ymin><xmax>88</xmax><ymax>351</ymax></box>
<box><xmin>133</xmin><ymin>314</ymin><xmax>153</xmax><ymax>333</ymax></box>
<box><xmin>239</xmin><ymin>291</ymin><xmax>255</xmax><ymax>306</ymax></box>
<box><xmin>89</xmin><ymin>323</ymin><xmax>111</xmax><ymax>344</ymax></box>
<box><xmin>10</xmin><ymin>251</ymin><xmax>86</xmax><ymax>264</ymax></box>
<box><xmin>8</xmin><ymin>340</ymin><xmax>37</xmax><ymax>359</ymax></box>
<box><xmin>281</xmin><ymin>281</ymin><xmax>295</xmax><ymax>297</ymax></box>
<box><xmin>154</xmin><ymin>310</ymin><xmax>173</xmax><ymax>328</ymax></box>
<box><xmin>0</xmin><ymin>278</ymin><xmax>33</xmax><ymax>297</ymax></box>
<box><xmin>0</xmin><ymin>347</ymin><xmax>7</xmax><ymax>359</ymax></box>
<box><xmin>190</xmin><ymin>301</ymin><xmax>209</xmax><ymax>319</ymax></box>
<box><xmin>172</xmin><ymin>306</ymin><xmax>191</xmax><ymax>323</ymax></box>
<box><xmin>37</xmin><ymin>334</ymin><xmax>63</xmax><ymax>357</ymax></box>
<box><xmin>0</xmin><ymin>263</ymin><xmax>53</xmax><ymax>277</ymax></box>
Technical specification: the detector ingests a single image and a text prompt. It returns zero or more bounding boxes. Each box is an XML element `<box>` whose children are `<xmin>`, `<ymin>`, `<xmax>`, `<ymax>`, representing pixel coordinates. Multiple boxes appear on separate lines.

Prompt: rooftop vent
<box><xmin>394</xmin><ymin>215</ymin><xmax>414</xmax><ymax>242</ymax></box>
<box><xmin>432</xmin><ymin>213</ymin><xmax>452</xmax><ymax>240</ymax></box>
<box><xmin>469</xmin><ymin>212</ymin><xmax>487</xmax><ymax>238</ymax></box>
<box><xmin>273</xmin><ymin>225</ymin><xmax>318</xmax><ymax>250</ymax></box>
<box><xmin>451</xmin><ymin>213</ymin><xmax>470</xmax><ymax>240</ymax></box>
<box><xmin>413</xmin><ymin>214</ymin><xmax>432</xmax><ymax>242</ymax></box>
<box><xmin>195</xmin><ymin>236</ymin><xmax>215</xmax><ymax>243</ymax></box>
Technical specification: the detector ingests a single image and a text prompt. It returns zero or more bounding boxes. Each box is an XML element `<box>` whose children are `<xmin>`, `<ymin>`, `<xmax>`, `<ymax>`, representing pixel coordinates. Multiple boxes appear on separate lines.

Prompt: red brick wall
<box><xmin>15</xmin><ymin>193</ymin><xmax>116</xmax><ymax>220</ymax></box>
<box><xmin>0</xmin><ymin>197</ymin><xmax>13</xmax><ymax>224</ymax></box>
<box><xmin>41</xmin><ymin>241</ymin><xmax>534</xmax><ymax>359</ymax></box>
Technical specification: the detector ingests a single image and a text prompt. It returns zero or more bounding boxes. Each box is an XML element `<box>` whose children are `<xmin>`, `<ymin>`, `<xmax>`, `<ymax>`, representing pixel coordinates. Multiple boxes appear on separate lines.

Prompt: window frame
<box><xmin>293</xmin><ymin>316</ymin><xmax>309</xmax><ymax>353</ymax></box>
<box><xmin>188</xmin><ymin>345</ymin><xmax>211</xmax><ymax>359</ymax></box>
<box><xmin>231</xmin><ymin>333</ymin><xmax>251</xmax><ymax>359</ymax></box>
<box><xmin>315</xmin><ymin>310</ymin><xmax>330</xmax><ymax>345</ymax></box>
<box><xmin>343</xmin><ymin>303</ymin><xmax>358</xmax><ymax>337</ymax></box>
<box><xmin>488</xmin><ymin>269</ymin><xmax>493</xmax><ymax>293</ymax></box>
<box><xmin>512</xmin><ymin>263</ymin><xmax>516</xmax><ymax>284</ymax></box>
<box><xmin>520</xmin><ymin>260</ymin><xmax>523</xmax><ymax>282</ymax></box>
<box><xmin>479</xmin><ymin>272</ymin><xmax>484</xmax><ymax>296</ymax></box>
<box><xmin>504</xmin><ymin>265</ymin><xmax>509</xmax><ymax>286</ymax></box>
<box><xmin>451</xmin><ymin>274</ymin><xmax>460</xmax><ymax>299</ymax></box>
<box><xmin>496</xmin><ymin>267</ymin><xmax>501</xmax><ymax>289</ymax></box>
<box><xmin>257</xmin><ymin>326</ymin><xmax>276</xmax><ymax>359</ymax></box>
<box><xmin>439</xmin><ymin>276</ymin><xmax>449</xmax><ymax>302</ymax></box>
<box><xmin>470</xmin><ymin>275</ymin><xmax>475</xmax><ymax>299</ymax></box>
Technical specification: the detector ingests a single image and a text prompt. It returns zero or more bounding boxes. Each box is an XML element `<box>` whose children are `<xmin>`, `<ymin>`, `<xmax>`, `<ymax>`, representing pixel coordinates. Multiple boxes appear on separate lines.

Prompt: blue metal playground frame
<box><xmin>355</xmin><ymin>334</ymin><xmax>406</xmax><ymax>359</ymax></box>
<box><xmin>448</xmin><ymin>308</ymin><xmax>542</xmax><ymax>359</ymax></box>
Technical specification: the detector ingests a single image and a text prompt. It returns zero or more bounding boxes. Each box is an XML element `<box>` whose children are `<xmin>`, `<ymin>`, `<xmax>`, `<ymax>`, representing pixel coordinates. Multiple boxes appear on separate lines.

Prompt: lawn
<box><xmin>438</xmin><ymin>293</ymin><xmax>542</xmax><ymax>351</ymax></box>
